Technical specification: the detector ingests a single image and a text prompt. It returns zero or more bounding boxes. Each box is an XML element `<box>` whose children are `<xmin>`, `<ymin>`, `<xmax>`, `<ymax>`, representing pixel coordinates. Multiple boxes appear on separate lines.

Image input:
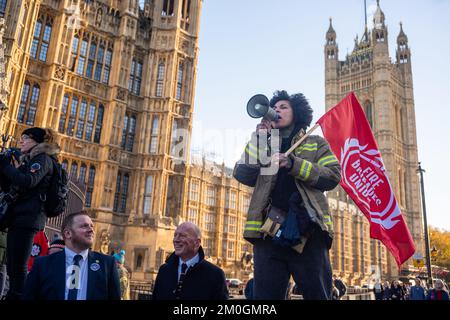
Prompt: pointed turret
<box><xmin>373</xmin><ymin>0</ymin><xmax>385</xmax><ymax>29</ymax></box>
<box><xmin>397</xmin><ymin>22</ymin><xmax>408</xmax><ymax>45</ymax></box>
<box><xmin>326</xmin><ymin>17</ymin><xmax>336</xmax><ymax>45</ymax></box>
<box><xmin>397</xmin><ymin>22</ymin><xmax>411</xmax><ymax>65</ymax></box>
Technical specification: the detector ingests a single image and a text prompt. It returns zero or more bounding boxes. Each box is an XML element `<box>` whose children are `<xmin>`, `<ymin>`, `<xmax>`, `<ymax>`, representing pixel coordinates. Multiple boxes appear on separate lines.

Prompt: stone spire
<box><xmin>373</xmin><ymin>0</ymin><xmax>385</xmax><ymax>29</ymax></box>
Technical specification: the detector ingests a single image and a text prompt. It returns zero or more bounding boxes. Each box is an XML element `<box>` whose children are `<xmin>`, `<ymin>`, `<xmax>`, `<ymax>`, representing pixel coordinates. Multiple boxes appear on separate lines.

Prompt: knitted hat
<box><xmin>22</xmin><ymin>127</ymin><xmax>46</xmax><ymax>143</ymax></box>
<box><xmin>113</xmin><ymin>250</ymin><xmax>125</xmax><ymax>264</ymax></box>
<box><xmin>49</xmin><ymin>239</ymin><xmax>65</xmax><ymax>251</ymax></box>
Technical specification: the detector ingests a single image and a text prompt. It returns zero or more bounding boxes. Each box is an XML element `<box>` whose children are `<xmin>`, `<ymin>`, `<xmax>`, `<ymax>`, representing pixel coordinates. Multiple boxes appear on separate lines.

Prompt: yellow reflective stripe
<box><xmin>295</xmin><ymin>144</ymin><xmax>318</xmax><ymax>155</ymax></box>
<box><xmin>245</xmin><ymin>221</ymin><xmax>262</xmax><ymax>231</ymax></box>
<box><xmin>298</xmin><ymin>160</ymin><xmax>307</xmax><ymax>178</ymax></box>
<box><xmin>248</xmin><ymin>143</ymin><xmax>258</xmax><ymax>152</ymax></box>
<box><xmin>303</xmin><ymin>161</ymin><xmax>312</xmax><ymax>180</ymax></box>
<box><xmin>246</xmin><ymin>221</ymin><xmax>262</xmax><ymax>226</ymax></box>
<box><xmin>318</xmin><ymin>155</ymin><xmax>338</xmax><ymax>166</ymax></box>
<box><xmin>322</xmin><ymin>159</ymin><xmax>339</xmax><ymax>166</ymax></box>
<box><xmin>323</xmin><ymin>215</ymin><xmax>333</xmax><ymax>226</ymax></box>
<box><xmin>245</xmin><ymin>147</ymin><xmax>258</xmax><ymax>160</ymax></box>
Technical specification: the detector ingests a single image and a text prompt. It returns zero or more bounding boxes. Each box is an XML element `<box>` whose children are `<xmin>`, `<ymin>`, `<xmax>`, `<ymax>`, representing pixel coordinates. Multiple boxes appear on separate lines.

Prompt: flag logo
<box><xmin>341</xmin><ymin>138</ymin><xmax>401</xmax><ymax>230</ymax></box>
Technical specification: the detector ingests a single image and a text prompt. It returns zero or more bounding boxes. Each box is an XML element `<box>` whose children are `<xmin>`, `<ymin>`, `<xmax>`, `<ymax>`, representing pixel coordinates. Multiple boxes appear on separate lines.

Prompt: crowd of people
<box><xmin>373</xmin><ymin>278</ymin><xmax>449</xmax><ymax>301</ymax></box>
<box><xmin>0</xmin><ymin>101</ymin><xmax>449</xmax><ymax>301</ymax></box>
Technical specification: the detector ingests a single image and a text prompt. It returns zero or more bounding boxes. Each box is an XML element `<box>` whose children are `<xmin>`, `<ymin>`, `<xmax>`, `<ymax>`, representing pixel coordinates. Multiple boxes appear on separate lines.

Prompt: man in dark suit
<box><xmin>152</xmin><ymin>222</ymin><xmax>228</xmax><ymax>300</ymax></box>
<box><xmin>23</xmin><ymin>211</ymin><xmax>120</xmax><ymax>300</ymax></box>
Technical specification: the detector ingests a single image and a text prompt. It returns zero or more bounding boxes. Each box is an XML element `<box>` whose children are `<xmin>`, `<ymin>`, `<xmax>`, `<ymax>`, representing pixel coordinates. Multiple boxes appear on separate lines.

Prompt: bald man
<box><xmin>152</xmin><ymin>222</ymin><xmax>228</xmax><ymax>300</ymax></box>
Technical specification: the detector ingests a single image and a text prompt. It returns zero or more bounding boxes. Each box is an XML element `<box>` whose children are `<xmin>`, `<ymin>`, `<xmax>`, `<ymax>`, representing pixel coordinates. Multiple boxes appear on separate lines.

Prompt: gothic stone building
<box><xmin>325</xmin><ymin>1</ymin><xmax>424</xmax><ymax>283</ymax></box>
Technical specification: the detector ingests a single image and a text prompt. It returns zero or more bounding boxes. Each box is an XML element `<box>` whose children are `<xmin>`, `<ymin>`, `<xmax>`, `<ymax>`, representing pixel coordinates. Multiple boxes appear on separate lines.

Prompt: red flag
<box><xmin>27</xmin><ymin>231</ymin><xmax>49</xmax><ymax>271</ymax></box>
<box><xmin>317</xmin><ymin>92</ymin><xmax>415</xmax><ymax>267</ymax></box>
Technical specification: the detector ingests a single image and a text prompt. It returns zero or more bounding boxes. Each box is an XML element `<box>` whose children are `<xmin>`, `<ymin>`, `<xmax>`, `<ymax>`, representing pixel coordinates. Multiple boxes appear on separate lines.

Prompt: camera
<box><xmin>0</xmin><ymin>148</ymin><xmax>21</xmax><ymax>163</ymax></box>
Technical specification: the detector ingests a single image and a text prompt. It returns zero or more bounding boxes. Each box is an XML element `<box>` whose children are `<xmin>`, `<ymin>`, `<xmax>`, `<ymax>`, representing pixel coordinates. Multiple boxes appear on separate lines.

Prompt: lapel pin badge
<box><xmin>90</xmin><ymin>262</ymin><xmax>100</xmax><ymax>271</ymax></box>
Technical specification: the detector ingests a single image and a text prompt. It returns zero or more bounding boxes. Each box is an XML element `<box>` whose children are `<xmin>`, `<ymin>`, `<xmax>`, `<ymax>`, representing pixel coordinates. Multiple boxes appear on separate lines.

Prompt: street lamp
<box><xmin>417</xmin><ymin>162</ymin><xmax>433</xmax><ymax>287</ymax></box>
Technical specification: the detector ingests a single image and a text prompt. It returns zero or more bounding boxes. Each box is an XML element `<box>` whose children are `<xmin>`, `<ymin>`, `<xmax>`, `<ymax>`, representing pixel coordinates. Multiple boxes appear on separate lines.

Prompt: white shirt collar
<box><xmin>179</xmin><ymin>253</ymin><xmax>200</xmax><ymax>269</ymax></box>
<box><xmin>65</xmin><ymin>247</ymin><xmax>89</xmax><ymax>262</ymax></box>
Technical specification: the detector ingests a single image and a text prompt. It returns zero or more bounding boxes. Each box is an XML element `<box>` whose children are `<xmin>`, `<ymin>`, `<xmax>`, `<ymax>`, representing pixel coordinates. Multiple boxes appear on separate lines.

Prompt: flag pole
<box><xmin>284</xmin><ymin>123</ymin><xmax>320</xmax><ymax>157</ymax></box>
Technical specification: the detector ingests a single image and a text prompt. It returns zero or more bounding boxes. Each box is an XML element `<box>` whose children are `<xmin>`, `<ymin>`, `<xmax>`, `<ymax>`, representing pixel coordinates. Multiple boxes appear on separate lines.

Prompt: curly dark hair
<box><xmin>269</xmin><ymin>90</ymin><xmax>313</xmax><ymax>131</ymax></box>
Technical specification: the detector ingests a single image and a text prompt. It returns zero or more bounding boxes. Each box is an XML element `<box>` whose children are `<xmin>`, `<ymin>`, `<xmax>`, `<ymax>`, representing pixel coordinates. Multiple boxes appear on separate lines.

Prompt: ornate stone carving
<box><xmin>108</xmin><ymin>148</ymin><xmax>118</xmax><ymax>161</ymax></box>
<box><xmin>116</xmin><ymin>88</ymin><xmax>127</xmax><ymax>101</ymax></box>
<box><xmin>54</xmin><ymin>66</ymin><xmax>66</xmax><ymax>80</ymax></box>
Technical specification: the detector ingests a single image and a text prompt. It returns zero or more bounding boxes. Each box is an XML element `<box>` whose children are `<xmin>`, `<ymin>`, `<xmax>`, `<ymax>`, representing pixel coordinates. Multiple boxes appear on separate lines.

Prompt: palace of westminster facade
<box><xmin>0</xmin><ymin>0</ymin><xmax>424</xmax><ymax>285</ymax></box>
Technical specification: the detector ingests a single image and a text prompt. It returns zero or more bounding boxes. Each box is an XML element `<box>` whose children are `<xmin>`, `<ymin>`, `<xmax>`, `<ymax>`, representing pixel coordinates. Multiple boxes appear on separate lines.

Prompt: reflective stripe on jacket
<box><xmin>233</xmin><ymin>130</ymin><xmax>341</xmax><ymax>247</ymax></box>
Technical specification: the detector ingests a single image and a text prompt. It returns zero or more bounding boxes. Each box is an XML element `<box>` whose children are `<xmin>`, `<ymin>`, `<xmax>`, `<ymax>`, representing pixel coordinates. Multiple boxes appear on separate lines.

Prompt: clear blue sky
<box><xmin>190</xmin><ymin>0</ymin><xmax>450</xmax><ymax>230</ymax></box>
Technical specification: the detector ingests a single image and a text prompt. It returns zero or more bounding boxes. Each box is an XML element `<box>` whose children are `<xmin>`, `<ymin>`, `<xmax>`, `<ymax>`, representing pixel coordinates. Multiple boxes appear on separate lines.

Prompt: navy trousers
<box><xmin>253</xmin><ymin>227</ymin><xmax>332</xmax><ymax>300</ymax></box>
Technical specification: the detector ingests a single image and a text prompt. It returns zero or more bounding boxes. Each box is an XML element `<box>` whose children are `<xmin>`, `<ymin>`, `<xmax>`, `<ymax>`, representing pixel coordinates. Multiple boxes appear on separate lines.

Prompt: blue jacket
<box><xmin>409</xmin><ymin>285</ymin><xmax>426</xmax><ymax>300</ymax></box>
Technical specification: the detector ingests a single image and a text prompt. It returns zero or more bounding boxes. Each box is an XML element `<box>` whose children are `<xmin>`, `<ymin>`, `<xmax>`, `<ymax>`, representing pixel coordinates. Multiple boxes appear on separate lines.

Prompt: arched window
<box><xmin>59</xmin><ymin>93</ymin><xmax>104</xmax><ymax>144</ymax></box>
<box><xmin>85</xmin><ymin>101</ymin><xmax>96</xmax><ymax>141</ymax></box>
<box><xmin>61</xmin><ymin>159</ymin><xmax>68</xmax><ymax>171</ymax></box>
<box><xmin>126</xmin><ymin>116</ymin><xmax>136</xmax><ymax>152</ymax></box>
<box><xmin>86</xmin><ymin>40</ymin><xmax>97</xmax><ymax>79</ymax></box>
<box><xmin>155</xmin><ymin>62</ymin><xmax>165</xmax><ymax>97</ymax></box>
<box><xmin>71</xmin><ymin>31</ymin><xmax>113</xmax><ymax>83</ymax></box>
<box><xmin>176</xmin><ymin>62</ymin><xmax>184</xmax><ymax>100</ymax></box>
<box><xmin>135</xmin><ymin>253</ymin><xmax>143</xmax><ymax>269</ymax></box>
<box><xmin>76</xmin><ymin>37</ymin><xmax>89</xmax><ymax>75</ymax></box>
<box><xmin>94</xmin><ymin>105</ymin><xmax>104</xmax><ymax>143</ymax></box>
<box><xmin>103</xmin><ymin>48</ymin><xmax>112</xmax><ymax>84</ymax></box>
<box><xmin>30</xmin><ymin>20</ymin><xmax>42</xmax><ymax>59</ymax></box>
<box><xmin>85</xmin><ymin>166</ymin><xmax>96</xmax><ymax>208</ymax></box>
<box><xmin>181</xmin><ymin>0</ymin><xmax>191</xmax><ymax>30</ymax></box>
<box><xmin>120</xmin><ymin>174</ymin><xmax>129</xmax><ymax>213</ymax></box>
<box><xmin>149</xmin><ymin>116</ymin><xmax>159</xmax><ymax>154</ymax></box>
<box><xmin>58</xmin><ymin>94</ymin><xmax>70</xmax><ymax>133</ymax></box>
<box><xmin>40</xmin><ymin>22</ymin><xmax>52</xmax><ymax>61</ymax></box>
<box><xmin>121</xmin><ymin>112</ymin><xmax>136</xmax><ymax>151</ymax></box>
<box><xmin>70</xmin><ymin>162</ymin><xmax>78</xmax><ymax>179</ymax></box>
<box><xmin>17</xmin><ymin>81</ymin><xmax>30</xmax><ymax>123</ymax></box>
<box><xmin>27</xmin><ymin>84</ymin><xmax>41</xmax><ymax>125</ymax></box>
<box><xmin>143</xmin><ymin>175</ymin><xmax>153</xmax><ymax>215</ymax></box>
<box><xmin>71</xmin><ymin>35</ymin><xmax>79</xmax><ymax>71</ymax></box>
<box><xmin>162</xmin><ymin>0</ymin><xmax>175</xmax><ymax>16</ymax></box>
<box><xmin>129</xmin><ymin>59</ymin><xmax>143</xmax><ymax>95</ymax></box>
<box><xmin>0</xmin><ymin>0</ymin><xmax>7</xmax><ymax>17</ymax></box>
<box><xmin>113</xmin><ymin>172</ymin><xmax>122</xmax><ymax>212</ymax></box>
<box><xmin>121</xmin><ymin>114</ymin><xmax>129</xmax><ymax>149</ymax></box>
<box><xmin>114</xmin><ymin>171</ymin><xmax>130</xmax><ymax>213</ymax></box>
<box><xmin>76</xmin><ymin>99</ymin><xmax>88</xmax><ymax>139</ymax></box>
<box><xmin>66</xmin><ymin>96</ymin><xmax>79</xmax><ymax>136</ymax></box>
<box><xmin>79</xmin><ymin>163</ymin><xmax>87</xmax><ymax>185</ymax></box>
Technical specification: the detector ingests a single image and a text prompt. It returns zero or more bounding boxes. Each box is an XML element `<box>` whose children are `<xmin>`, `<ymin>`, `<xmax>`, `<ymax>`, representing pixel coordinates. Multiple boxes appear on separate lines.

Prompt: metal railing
<box><xmin>130</xmin><ymin>282</ymin><xmax>153</xmax><ymax>300</ymax></box>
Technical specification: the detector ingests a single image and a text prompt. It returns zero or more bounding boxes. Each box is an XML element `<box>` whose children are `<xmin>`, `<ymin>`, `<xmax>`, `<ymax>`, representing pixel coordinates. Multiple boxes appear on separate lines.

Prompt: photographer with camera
<box><xmin>0</xmin><ymin>127</ymin><xmax>60</xmax><ymax>300</ymax></box>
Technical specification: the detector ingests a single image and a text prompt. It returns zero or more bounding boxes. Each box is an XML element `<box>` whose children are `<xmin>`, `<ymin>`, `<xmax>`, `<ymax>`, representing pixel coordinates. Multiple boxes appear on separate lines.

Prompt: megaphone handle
<box><xmin>284</xmin><ymin>123</ymin><xmax>320</xmax><ymax>157</ymax></box>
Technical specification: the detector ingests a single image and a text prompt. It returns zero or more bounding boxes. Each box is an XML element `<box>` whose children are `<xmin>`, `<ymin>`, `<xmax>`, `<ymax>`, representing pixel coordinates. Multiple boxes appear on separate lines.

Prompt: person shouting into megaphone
<box><xmin>233</xmin><ymin>90</ymin><xmax>341</xmax><ymax>300</ymax></box>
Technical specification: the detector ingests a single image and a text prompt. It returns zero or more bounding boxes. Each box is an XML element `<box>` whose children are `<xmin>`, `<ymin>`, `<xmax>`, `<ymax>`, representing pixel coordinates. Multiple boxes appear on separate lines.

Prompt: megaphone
<box><xmin>246</xmin><ymin>94</ymin><xmax>280</xmax><ymax>121</ymax></box>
